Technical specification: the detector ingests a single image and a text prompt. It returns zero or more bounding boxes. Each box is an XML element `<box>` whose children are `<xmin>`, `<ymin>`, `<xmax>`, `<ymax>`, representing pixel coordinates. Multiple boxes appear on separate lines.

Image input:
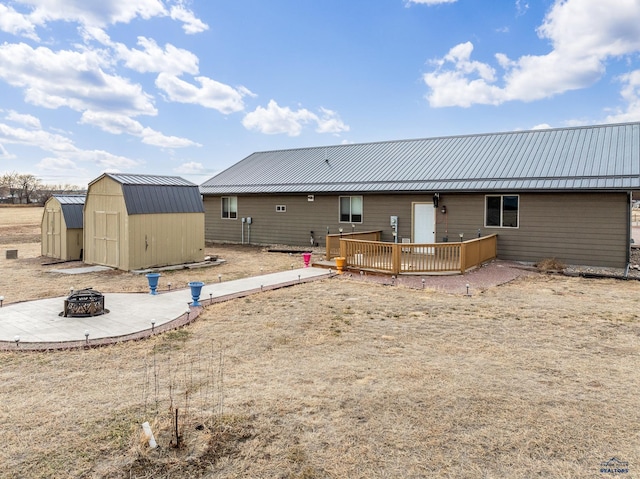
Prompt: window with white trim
<box><xmin>221</xmin><ymin>196</ymin><xmax>237</xmax><ymax>219</ymax></box>
<box><xmin>485</xmin><ymin>195</ymin><xmax>519</xmax><ymax>228</ymax></box>
<box><xmin>340</xmin><ymin>196</ymin><xmax>363</xmax><ymax>223</ymax></box>
<box><xmin>276</xmin><ymin>205</ymin><xmax>286</xmax><ymax>212</ymax></box>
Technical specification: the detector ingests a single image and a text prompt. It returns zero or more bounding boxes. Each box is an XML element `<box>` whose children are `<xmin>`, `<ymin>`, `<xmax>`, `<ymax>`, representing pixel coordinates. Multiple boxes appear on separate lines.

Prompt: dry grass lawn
<box><xmin>1</xmin><ymin>206</ymin><xmax>639</xmax><ymax>478</ymax></box>
<box><xmin>0</xmin><ymin>207</ymin><xmax>318</xmax><ymax>303</ymax></box>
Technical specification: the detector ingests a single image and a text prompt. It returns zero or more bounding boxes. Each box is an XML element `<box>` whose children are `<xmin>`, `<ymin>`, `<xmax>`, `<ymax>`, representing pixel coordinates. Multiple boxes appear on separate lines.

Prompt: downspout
<box><xmin>625</xmin><ymin>191</ymin><xmax>632</xmax><ymax>278</ymax></box>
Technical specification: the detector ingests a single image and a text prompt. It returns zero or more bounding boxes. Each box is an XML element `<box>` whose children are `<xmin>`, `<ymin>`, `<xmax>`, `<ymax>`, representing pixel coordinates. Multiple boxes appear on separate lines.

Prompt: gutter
<box><xmin>626</xmin><ymin>191</ymin><xmax>632</xmax><ymax>279</ymax></box>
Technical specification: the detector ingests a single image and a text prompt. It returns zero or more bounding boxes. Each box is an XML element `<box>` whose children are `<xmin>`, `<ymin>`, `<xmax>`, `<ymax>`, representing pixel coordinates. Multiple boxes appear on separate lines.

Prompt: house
<box><xmin>83</xmin><ymin>173</ymin><xmax>204</xmax><ymax>271</ymax></box>
<box><xmin>41</xmin><ymin>194</ymin><xmax>85</xmax><ymax>261</ymax></box>
<box><xmin>200</xmin><ymin>122</ymin><xmax>640</xmax><ymax>268</ymax></box>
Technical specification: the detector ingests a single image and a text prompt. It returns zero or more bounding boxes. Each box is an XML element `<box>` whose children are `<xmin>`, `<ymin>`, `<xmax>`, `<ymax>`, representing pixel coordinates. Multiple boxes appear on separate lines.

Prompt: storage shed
<box><xmin>41</xmin><ymin>194</ymin><xmax>85</xmax><ymax>261</ymax></box>
<box><xmin>84</xmin><ymin>173</ymin><xmax>204</xmax><ymax>271</ymax></box>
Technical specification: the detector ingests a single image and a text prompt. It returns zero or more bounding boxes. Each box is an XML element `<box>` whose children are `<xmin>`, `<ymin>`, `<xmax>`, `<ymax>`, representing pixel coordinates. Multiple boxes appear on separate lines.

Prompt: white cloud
<box><xmin>0</xmin><ymin>120</ymin><xmax>140</xmax><ymax>172</ymax></box>
<box><xmin>156</xmin><ymin>73</ymin><xmax>251</xmax><ymax>114</ymax></box>
<box><xmin>140</xmin><ymin>128</ymin><xmax>200</xmax><ymax>148</ymax></box>
<box><xmin>170</xmin><ymin>4</ymin><xmax>209</xmax><ymax>34</ymax></box>
<box><xmin>79</xmin><ymin>111</ymin><xmax>144</xmax><ymax>136</ymax></box>
<box><xmin>423</xmin><ymin>0</ymin><xmax>640</xmax><ymax>107</ymax></box>
<box><xmin>0</xmin><ymin>6</ymin><xmax>217</xmax><ymax>152</ymax></box>
<box><xmin>39</xmin><ymin>148</ymin><xmax>138</xmax><ymax>172</ymax></box>
<box><xmin>516</xmin><ymin>0</ymin><xmax>529</xmax><ymax>17</ymax></box>
<box><xmin>424</xmin><ymin>43</ymin><xmax>503</xmax><ymax>107</ymax></box>
<box><xmin>114</xmin><ymin>37</ymin><xmax>200</xmax><ymax>76</ymax></box>
<box><xmin>605</xmin><ymin>70</ymin><xmax>640</xmax><ymax>123</ymax></box>
<box><xmin>0</xmin><ymin>122</ymin><xmax>76</xmax><ymax>153</ymax></box>
<box><xmin>0</xmin><ymin>42</ymin><xmax>206</xmax><ymax>147</ymax></box>
<box><xmin>34</xmin><ymin>157</ymin><xmax>94</xmax><ymax>185</ymax></box>
<box><xmin>0</xmin><ymin>3</ymin><xmax>39</xmax><ymax>40</ymax></box>
<box><xmin>84</xmin><ymin>150</ymin><xmax>139</xmax><ymax>170</ymax></box>
<box><xmin>0</xmin><ymin>42</ymin><xmax>156</xmax><ymax>117</ymax></box>
<box><xmin>1</xmin><ymin>1</ymin><xmax>208</xmax><ymax>42</ymax></box>
<box><xmin>0</xmin><ymin>143</ymin><xmax>17</xmax><ymax>160</ymax></box>
<box><xmin>5</xmin><ymin>110</ymin><xmax>41</xmax><ymax>129</ymax></box>
<box><xmin>243</xmin><ymin>101</ymin><xmax>318</xmax><ymax>136</ymax></box>
<box><xmin>316</xmin><ymin>108</ymin><xmax>350</xmax><ymax>134</ymax></box>
<box><xmin>36</xmin><ymin>157</ymin><xmax>78</xmax><ymax>171</ymax></box>
<box><xmin>22</xmin><ymin>0</ymin><xmax>167</xmax><ymax>29</ymax></box>
<box><xmin>79</xmin><ymin>111</ymin><xmax>200</xmax><ymax>148</ymax></box>
<box><xmin>174</xmin><ymin>161</ymin><xmax>207</xmax><ymax>174</ymax></box>
<box><xmin>531</xmin><ymin>123</ymin><xmax>552</xmax><ymax>130</ymax></box>
<box><xmin>243</xmin><ymin>100</ymin><xmax>350</xmax><ymax>136</ymax></box>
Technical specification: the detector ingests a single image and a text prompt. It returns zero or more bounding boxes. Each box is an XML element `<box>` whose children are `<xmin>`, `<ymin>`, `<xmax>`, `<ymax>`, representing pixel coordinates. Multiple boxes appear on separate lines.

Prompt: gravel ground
<box><xmin>338</xmin><ymin>247</ymin><xmax>640</xmax><ymax>293</ymax></box>
<box><xmin>564</xmin><ymin>247</ymin><xmax>640</xmax><ymax>279</ymax></box>
<box><xmin>338</xmin><ymin>259</ymin><xmax>537</xmax><ymax>294</ymax></box>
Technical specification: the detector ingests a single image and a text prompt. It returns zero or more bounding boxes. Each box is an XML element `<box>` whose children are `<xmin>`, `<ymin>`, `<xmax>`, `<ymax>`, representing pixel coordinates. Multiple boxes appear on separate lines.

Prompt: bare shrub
<box><xmin>535</xmin><ymin>257</ymin><xmax>566</xmax><ymax>271</ymax></box>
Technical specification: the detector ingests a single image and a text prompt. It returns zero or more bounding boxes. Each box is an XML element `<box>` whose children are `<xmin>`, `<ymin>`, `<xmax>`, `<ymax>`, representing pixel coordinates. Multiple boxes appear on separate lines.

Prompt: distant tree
<box><xmin>1</xmin><ymin>172</ymin><xmax>83</xmax><ymax>204</ymax></box>
<box><xmin>0</xmin><ymin>171</ymin><xmax>19</xmax><ymax>203</ymax></box>
<box><xmin>34</xmin><ymin>183</ymin><xmax>84</xmax><ymax>204</ymax></box>
<box><xmin>16</xmin><ymin>174</ymin><xmax>41</xmax><ymax>204</ymax></box>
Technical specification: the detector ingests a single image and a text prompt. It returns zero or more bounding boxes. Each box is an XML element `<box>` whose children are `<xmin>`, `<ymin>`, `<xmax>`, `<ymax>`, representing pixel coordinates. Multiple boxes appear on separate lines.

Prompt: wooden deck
<box><xmin>323</xmin><ymin>234</ymin><xmax>498</xmax><ymax>275</ymax></box>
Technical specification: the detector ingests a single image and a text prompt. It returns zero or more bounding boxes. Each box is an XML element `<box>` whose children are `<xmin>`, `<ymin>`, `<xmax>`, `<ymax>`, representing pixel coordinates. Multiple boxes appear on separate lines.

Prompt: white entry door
<box><xmin>412</xmin><ymin>202</ymin><xmax>435</xmax><ymax>245</ymax></box>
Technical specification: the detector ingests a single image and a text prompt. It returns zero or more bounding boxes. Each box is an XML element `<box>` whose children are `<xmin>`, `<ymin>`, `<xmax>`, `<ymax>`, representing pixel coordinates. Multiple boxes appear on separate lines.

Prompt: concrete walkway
<box><xmin>0</xmin><ymin>267</ymin><xmax>329</xmax><ymax>349</ymax></box>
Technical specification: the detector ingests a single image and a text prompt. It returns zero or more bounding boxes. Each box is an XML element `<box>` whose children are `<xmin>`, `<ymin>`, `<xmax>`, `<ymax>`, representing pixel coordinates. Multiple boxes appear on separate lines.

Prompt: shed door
<box><xmin>94</xmin><ymin>211</ymin><xmax>119</xmax><ymax>267</ymax></box>
<box><xmin>412</xmin><ymin>202</ymin><xmax>435</xmax><ymax>246</ymax></box>
<box><xmin>45</xmin><ymin>208</ymin><xmax>62</xmax><ymax>258</ymax></box>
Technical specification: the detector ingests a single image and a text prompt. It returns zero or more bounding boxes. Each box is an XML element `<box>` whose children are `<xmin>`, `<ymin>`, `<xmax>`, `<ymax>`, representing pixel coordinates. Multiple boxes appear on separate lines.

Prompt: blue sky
<box><xmin>1</xmin><ymin>0</ymin><xmax>640</xmax><ymax>187</ymax></box>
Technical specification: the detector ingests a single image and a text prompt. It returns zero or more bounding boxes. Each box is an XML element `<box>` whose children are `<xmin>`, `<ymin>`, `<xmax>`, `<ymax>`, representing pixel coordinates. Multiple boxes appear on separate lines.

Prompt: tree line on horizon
<box><xmin>0</xmin><ymin>171</ymin><xmax>84</xmax><ymax>205</ymax></box>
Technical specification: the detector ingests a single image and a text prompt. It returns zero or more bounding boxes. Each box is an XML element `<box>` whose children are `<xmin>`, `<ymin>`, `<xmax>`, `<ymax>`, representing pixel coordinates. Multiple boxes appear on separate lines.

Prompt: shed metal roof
<box><xmin>121</xmin><ymin>184</ymin><xmax>204</xmax><ymax>215</ymax></box>
<box><xmin>52</xmin><ymin>194</ymin><xmax>85</xmax><ymax>229</ymax></box>
<box><xmin>54</xmin><ymin>194</ymin><xmax>85</xmax><ymax>205</ymax></box>
<box><xmin>200</xmin><ymin>122</ymin><xmax>640</xmax><ymax>195</ymax></box>
<box><xmin>105</xmin><ymin>173</ymin><xmax>196</xmax><ymax>187</ymax></box>
<box><xmin>88</xmin><ymin>173</ymin><xmax>203</xmax><ymax>215</ymax></box>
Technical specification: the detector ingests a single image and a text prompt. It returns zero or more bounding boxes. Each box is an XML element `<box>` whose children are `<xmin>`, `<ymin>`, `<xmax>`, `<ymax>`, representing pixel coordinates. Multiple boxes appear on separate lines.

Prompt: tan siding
<box><xmin>84</xmin><ymin>177</ymin><xmax>128</xmax><ymax>268</ymax></box>
<box><xmin>205</xmin><ymin>192</ymin><xmax>629</xmax><ymax>267</ymax></box>
<box><xmin>204</xmin><ymin>194</ymin><xmax>436</xmax><ymax>246</ymax></box>
<box><xmin>85</xmin><ymin>176</ymin><xmax>205</xmax><ymax>270</ymax></box>
<box><xmin>437</xmin><ymin>192</ymin><xmax>629</xmax><ymax>267</ymax></box>
<box><xmin>433</xmin><ymin>194</ymin><xmax>484</xmax><ymax>242</ymax></box>
<box><xmin>41</xmin><ymin>197</ymin><xmax>84</xmax><ymax>260</ymax></box>
<box><xmin>128</xmin><ymin>213</ymin><xmax>204</xmax><ymax>270</ymax></box>
<box><xmin>361</xmin><ymin>194</ymin><xmax>434</xmax><ymax>243</ymax></box>
<box><xmin>65</xmin><ymin>229</ymin><xmax>83</xmax><ymax>260</ymax></box>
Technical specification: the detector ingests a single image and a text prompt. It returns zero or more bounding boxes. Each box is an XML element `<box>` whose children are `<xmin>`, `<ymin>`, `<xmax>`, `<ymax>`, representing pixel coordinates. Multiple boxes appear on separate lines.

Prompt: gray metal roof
<box><xmin>54</xmin><ymin>194</ymin><xmax>85</xmax><ymax>205</ymax></box>
<box><xmin>121</xmin><ymin>184</ymin><xmax>204</xmax><ymax>215</ymax></box>
<box><xmin>104</xmin><ymin>173</ymin><xmax>196</xmax><ymax>187</ymax></box>
<box><xmin>200</xmin><ymin>122</ymin><xmax>640</xmax><ymax>194</ymax></box>
<box><xmin>53</xmin><ymin>195</ymin><xmax>85</xmax><ymax>229</ymax></box>
<box><xmin>88</xmin><ymin>173</ymin><xmax>203</xmax><ymax>215</ymax></box>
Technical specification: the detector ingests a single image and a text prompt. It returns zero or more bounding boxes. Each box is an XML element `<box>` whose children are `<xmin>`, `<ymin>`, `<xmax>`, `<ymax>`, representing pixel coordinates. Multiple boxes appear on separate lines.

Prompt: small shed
<box><xmin>83</xmin><ymin>173</ymin><xmax>205</xmax><ymax>271</ymax></box>
<box><xmin>41</xmin><ymin>194</ymin><xmax>85</xmax><ymax>261</ymax></box>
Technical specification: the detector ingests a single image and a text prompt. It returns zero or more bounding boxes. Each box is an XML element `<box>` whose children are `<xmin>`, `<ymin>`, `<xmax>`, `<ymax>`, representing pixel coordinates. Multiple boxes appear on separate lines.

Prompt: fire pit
<box><xmin>61</xmin><ymin>288</ymin><xmax>109</xmax><ymax>317</ymax></box>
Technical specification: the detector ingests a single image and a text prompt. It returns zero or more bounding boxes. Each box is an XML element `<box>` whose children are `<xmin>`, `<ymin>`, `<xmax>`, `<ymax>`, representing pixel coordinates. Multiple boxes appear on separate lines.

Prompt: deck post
<box><xmin>325</xmin><ymin>235</ymin><xmax>331</xmax><ymax>260</ymax></box>
<box><xmin>392</xmin><ymin>243</ymin><xmax>401</xmax><ymax>275</ymax></box>
<box><xmin>460</xmin><ymin>241</ymin><xmax>466</xmax><ymax>274</ymax></box>
<box><xmin>339</xmin><ymin>239</ymin><xmax>347</xmax><ymax>263</ymax></box>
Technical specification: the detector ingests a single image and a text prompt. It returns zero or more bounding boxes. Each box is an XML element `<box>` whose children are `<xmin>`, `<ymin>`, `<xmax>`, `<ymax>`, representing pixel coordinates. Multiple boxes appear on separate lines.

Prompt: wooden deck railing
<box><xmin>336</xmin><ymin>234</ymin><xmax>497</xmax><ymax>275</ymax></box>
<box><xmin>325</xmin><ymin>230</ymin><xmax>382</xmax><ymax>260</ymax></box>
